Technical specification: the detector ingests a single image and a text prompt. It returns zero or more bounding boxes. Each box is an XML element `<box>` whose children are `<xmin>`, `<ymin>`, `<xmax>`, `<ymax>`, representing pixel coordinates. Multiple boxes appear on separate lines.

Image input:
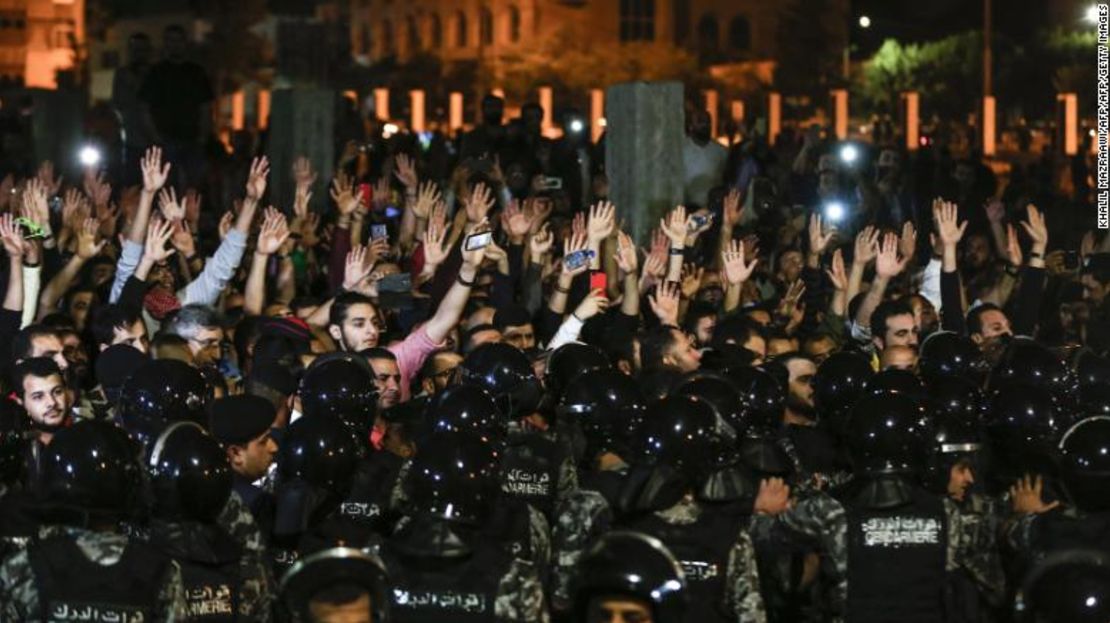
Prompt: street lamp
<box><xmin>1086</xmin><ymin>5</ymin><xmax>1100</xmax><ymax>24</ymax></box>
<box><xmin>859</xmin><ymin>15</ymin><xmax>871</xmax><ymax>29</ymax></box>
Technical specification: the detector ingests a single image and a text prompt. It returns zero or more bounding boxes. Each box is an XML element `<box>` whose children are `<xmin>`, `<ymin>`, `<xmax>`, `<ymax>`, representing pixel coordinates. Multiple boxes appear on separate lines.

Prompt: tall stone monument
<box><xmin>604</xmin><ymin>82</ymin><xmax>685</xmax><ymax>246</ymax></box>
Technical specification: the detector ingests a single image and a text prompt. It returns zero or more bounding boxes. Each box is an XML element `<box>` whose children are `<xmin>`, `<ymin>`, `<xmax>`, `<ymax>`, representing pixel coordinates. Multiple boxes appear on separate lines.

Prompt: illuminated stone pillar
<box><xmin>410</xmin><ymin>90</ymin><xmax>426</xmax><ymax>133</ymax></box>
<box><xmin>538</xmin><ymin>85</ymin><xmax>554</xmax><ymax>135</ymax></box>
<box><xmin>1057</xmin><ymin>93</ymin><xmax>1078</xmax><ymax>156</ymax></box>
<box><xmin>703</xmin><ymin>89</ymin><xmax>719</xmax><ymax>137</ymax></box>
<box><xmin>590</xmin><ymin>89</ymin><xmax>605</xmax><ymax>143</ymax></box>
<box><xmin>449</xmin><ymin>92</ymin><xmax>464</xmax><ymax>132</ymax></box>
<box><xmin>374</xmin><ymin>88</ymin><xmax>390</xmax><ymax>121</ymax></box>
<box><xmin>982</xmin><ymin>96</ymin><xmax>996</xmax><ymax>156</ymax></box>
<box><xmin>901</xmin><ymin>91</ymin><xmax>919</xmax><ymax>151</ymax></box>
<box><xmin>830</xmin><ymin>88</ymin><xmax>848</xmax><ymax>140</ymax></box>
<box><xmin>257</xmin><ymin>89</ymin><xmax>271</xmax><ymax>129</ymax></box>
<box><xmin>768</xmin><ymin>92</ymin><xmax>781</xmax><ymax>146</ymax></box>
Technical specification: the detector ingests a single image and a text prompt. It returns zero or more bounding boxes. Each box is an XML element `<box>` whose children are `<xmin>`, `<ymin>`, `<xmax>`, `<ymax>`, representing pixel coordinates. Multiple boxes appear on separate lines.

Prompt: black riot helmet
<box><xmin>423</xmin><ymin>383</ymin><xmax>505</xmax><ymax>442</ymax></box>
<box><xmin>989</xmin><ymin>337</ymin><xmax>1076</xmax><ymax>401</ymax></box>
<box><xmin>812</xmin><ymin>351</ymin><xmax>875</xmax><ymax>425</ymax></box>
<box><xmin>404</xmin><ymin>432</ymin><xmax>500</xmax><ymax>525</ymax></box>
<box><xmin>117</xmin><ymin>359</ymin><xmax>208</xmax><ymax>449</ymax></box>
<box><xmin>279</xmin><ymin>547</ymin><xmax>391</xmax><ymax>623</ymax></box>
<box><xmin>561</xmin><ymin>368</ymin><xmax>646</xmax><ymax>462</ymax></box>
<box><xmin>459</xmin><ymin>342</ymin><xmax>542</xmax><ymax>418</ymax></box>
<box><xmin>1059</xmin><ymin>416</ymin><xmax>1110</xmax><ymax>513</ymax></box>
<box><xmin>866</xmin><ymin>368</ymin><xmax>927</xmax><ymax>404</ymax></box>
<box><xmin>544</xmin><ymin>342</ymin><xmax>610</xmax><ymax>401</ymax></box>
<box><xmin>1075</xmin><ymin>349</ymin><xmax>1110</xmax><ymax>389</ymax></box>
<box><xmin>635</xmin><ymin>396</ymin><xmax>726</xmax><ymax>488</ymax></box>
<box><xmin>1015</xmin><ymin>550</ymin><xmax>1110</xmax><ymax>623</ymax></box>
<box><xmin>148</xmin><ymin>421</ymin><xmax>232</xmax><ymax>523</ymax></box>
<box><xmin>277</xmin><ymin>414</ymin><xmax>361</xmax><ymax>498</ymax></box>
<box><xmin>984</xmin><ymin>384</ymin><xmax>1064</xmax><ymax>454</ymax></box>
<box><xmin>721</xmin><ymin>365</ymin><xmax>785</xmax><ymax>437</ymax></box>
<box><xmin>845</xmin><ymin>390</ymin><xmax>931</xmax><ymax>477</ymax></box>
<box><xmin>671</xmin><ymin>371</ymin><xmax>745</xmax><ymax>436</ymax></box>
<box><xmin>918</xmin><ymin>331</ymin><xmax>985</xmax><ymax>383</ymax></box>
<box><xmin>928</xmin><ymin>376</ymin><xmax>988</xmax><ymax>424</ymax></box>
<box><xmin>1080</xmin><ymin>384</ymin><xmax>1110</xmax><ymax>418</ymax></box>
<box><xmin>923</xmin><ymin>378</ymin><xmax>986</xmax><ymax>494</ymax></box>
<box><xmin>298</xmin><ymin>353</ymin><xmax>378</xmax><ymax>434</ymax></box>
<box><xmin>40</xmin><ymin>420</ymin><xmax>142</xmax><ymax>519</ymax></box>
<box><xmin>572</xmin><ymin>531</ymin><xmax>687</xmax><ymax>623</ymax></box>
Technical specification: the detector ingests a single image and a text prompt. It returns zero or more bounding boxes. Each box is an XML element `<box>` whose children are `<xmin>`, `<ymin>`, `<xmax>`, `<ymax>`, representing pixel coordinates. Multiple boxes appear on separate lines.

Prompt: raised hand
<box><xmin>84</xmin><ymin>171</ymin><xmax>112</xmax><ymax>209</ymax></box>
<box><xmin>527</xmin><ymin>197</ymin><xmax>552</xmax><ymax>234</ymax></box>
<box><xmin>465</xmin><ymin>183</ymin><xmax>495</xmax><ymax>224</ymax></box>
<box><xmin>933</xmin><ymin>198</ymin><xmax>967</xmax><ymax>248</ymax></box>
<box><xmin>423</xmin><ymin>220</ymin><xmax>449</xmax><ymax>268</ymax></box>
<box><xmin>256</xmin><ymin>209</ymin><xmax>291</xmax><ymax>256</ymax></box>
<box><xmin>898</xmin><ymin>221</ymin><xmax>917</xmax><ymax>262</ymax></box>
<box><xmin>0</xmin><ymin>213</ymin><xmax>27</xmax><ymax>257</ymax></box>
<box><xmin>648</xmin><ymin>281</ymin><xmax>681</xmax><ymax>326</ymax></box>
<box><xmin>329</xmin><ymin>173</ymin><xmax>361</xmax><ymax>216</ymax></box>
<box><xmin>245</xmin><ymin>156</ymin><xmax>270</xmax><ymax>201</ymax></box>
<box><xmin>183</xmin><ymin>190</ymin><xmax>202</xmax><ymax>227</ymax></box>
<box><xmin>462</xmin><ymin>219</ymin><xmax>492</xmax><ymax>269</ymax></box>
<box><xmin>529</xmin><ymin>223</ymin><xmax>554</xmax><ymax>260</ymax></box>
<box><xmin>74</xmin><ymin>218</ymin><xmax>105</xmax><ymax>260</ymax></box>
<box><xmin>561</xmin><ymin>232</ymin><xmax>590</xmax><ymax>278</ymax></box>
<box><xmin>412</xmin><ymin>181</ymin><xmax>440</xmax><ymax>220</ymax></box>
<box><xmin>722</xmin><ymin>238</ymin><xmax>758</xmax><ymax>285</ymax></box>
<box><xmin>343</xmin><ymin>245</ymin><xmax>374</xmax><ymax>291</ymax></box>
<box><xmin>826</xmin><ymin>248</ymin><xmax>848</xmax><ymax>290</ymax></box>
<box><xmin>157</xmin><ymin>187</ymin><xmax>185</xmax><ymax>222</ymax></box>
<box><xmin>571</xmin><ymin>212</ymin><xmax>587</xmax><ymax>240</ymax></box>
<box><xmin>1010</xmin><ymin>474</ymin><xmax>1060</xmax><ymax>515</ymax></box>
<box><xmin>22</xmin><ymin>177</ymin><xmax>49</xmax><ymax>226</ymax></box>
<box><xmin>292</xmin><ymin>156</ymin><xmax>317</xmax><ymax>188</ymax></box>
<box><xmin>218</xmin><ymin>212</ymin><xmax>233</xmax><ymax>239</ymax></box>
<box><xmin>502</xmin><ymin>199</ymin><xmax>535</xmax><ymax>241</ymax></box>
<box><xmin>393</xmin><ymin>153</ymin><xmax>419</xmax><ymax>189</ymax></box>
<box><xmin>587</xmin><ymin>201</ymin><xmax>617</xmax><ymax>245</ymax></box>
<box><xmin>614</xmin><ymin>230</ymin><xmax>638</xmax><ymax>275</ymax></box>
<box><xmin>1020</xmin><ymin>203</ymin><xmax>1048</xmax><ymax>253</ymax></box>
<box><xmin>808</xmin><ymin>213</ymin><xmax>834</xmax><ymax>257</ymax></box>
<box><xmin>1005</xmin><ymin>224</ymin><xmax>1022</xmax><ymax>268</ymax></box>
<box><xmin>875</xmin><ymin>231</ymin><xmax>908</xmax><ymax>279</ymax></box>
<box><xmin>141</xmin><ymin>147</ymin><xmax>171</xmax><ymax>193</ymax></box>
<box><xmin>853</xmin><ymin>225</ymin><xmax>880</xmax><ymax>265</ymax></box>
<box><xmin>641</xmin><ymin>248</ymin><xmax>666</xmax><ymax>282</ymax></box>
<box><xmin>169</xmin><ymin>219</ymin><xmax>196</xmax><ymax>258</ymax></box>
<box><xmin>143</xmin><ymin>219</ymin><xmax>176</xmax><ymax>263</ymax></box>
<box><xmin>680</xmin><ymin>263</ymin><xmax>705</xmax><ymax>299</ymax></box>
<box><xmin>660</xmin><ymin>205</ymin><xmax>688</xmax><ymax>248</ymax></box>
<box><xmin>573</xmin><ymin>289</ymin><xmax>611</xmax><ymax>321</ymax></box>
<box><xmin>722</xmin><ymin>188</ymin><xmax>743</xmax><ymax>228</ymax></box>
<box><xmin>777</xmin><ymin>279</ymin><xmax>806</xmax><ymax>321</ymax></box>
<box><xmin>292</xmin><ymin>185</ymin><xmax>311</xmax><ymax>222</ymax></box>
<box><xmin>754</xmin><ymin>478</ymin><xmax>792</xmax><ymax>515</ymax></box>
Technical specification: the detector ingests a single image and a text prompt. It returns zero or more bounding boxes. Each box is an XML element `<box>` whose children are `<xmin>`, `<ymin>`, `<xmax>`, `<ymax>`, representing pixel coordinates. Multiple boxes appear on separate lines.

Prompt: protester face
<box><xmin>974</xmin><ymin>309</ymin><xmax>1011</xmax><ymax>342</ymax></box>
<box><xmin>109</xmin><ymin>318</ymin><xmax>149</xmax><ymax>354</ymax></box>
<box><xmin>467</xmin><ymin>328</ymin><xmax>502</xmax><ymax>351</ymax></box>
<box><xmin>962</xmin><ymin>234</ymin><xmax>991</xmax><ymax>270</ymax></box>
<box><xmin>368</xmin><ymin>357</ymin><xmax>402</xmax><ymax>410</ymax></box>
<box><xmin>423</xmin><ymin>352</ymin><xmax>462</xmax><ymax>395</ymax></box>
<box><xmin>30</xmin><ymin>334</ymin><xmax>68</xmax><ymax>371</ymax></box>
<box><xmin>1081</xmin><ymin>273</ymin><xmax>1108</xmax><ymax>306</ymax></box>
<box><xmin>308</xmin><ymin>592</ymin><xmax>374</xmax><ymax>623</ymax></box>
<box><xmin>693</xmin><ymin>316</ymin><xmax>716</xmax><ymax>346</ymax></box>
<box><xmin>803</xmin><ymin>336</ymin><xmax>836</xmax><ymax>365</ymax></box>
<box><xmin>910</xmin><ymin>295</ymin><xmax>939</xmax><ymax>338</ymax></box>
<box><xmin>948</xmin><ymin>460</ymin><xmax>975</xmax><ymax>502</ymax></box>
<box><xmin>502</xmin><ymin>323</ymin><xmax>535</xmax><ymax>351</ymax></box>
<box><xmin>18</xmin><ymin>373</ymin><xmax>70</xmax><ymax>431</ymax></box>
<box><xmin>60</xmin><ymin>333</ymin><xmax>90</xmax><ymax>387</ymax></box>
<box><xmin>230</xmin><ymin>429</ymin><xmax>278</xmax><ymax>482</ymax></box>
<box><xmin>332</xmin><ymin>303</ymin><xmax>381</xmax><ymax>352</ymax></box>
<box><xmin>664</xmin><ymin>329</ymin><xmax>701</xmax><ymax>373</ymax></box>
<box><xmin>880</xmin><ymin>313</ymin><xmax>919</xmax><ymax>349</ymax></box>
<box><xmin>786</xmin><ymin>358</ymin><xmax>817</xmax><ymax>414</ymax></box>
<box><xmin>67</xmin><ymin>292</ymin><xmax>94</xmax><ymax>332</ymax></box>
<box><xmin>187</xmin><ymin>325</ymin><xmax>224</xmax><ymax>366</ymax></box>
<box><xmin>880</xmin><ymin>345</ymin><xmax>918</xmax><ymax>371</ymax></box>
<box><xmin>778</xmin><ymin>251</ymin><xmax>803</xmax><ymax>284</ymax></box>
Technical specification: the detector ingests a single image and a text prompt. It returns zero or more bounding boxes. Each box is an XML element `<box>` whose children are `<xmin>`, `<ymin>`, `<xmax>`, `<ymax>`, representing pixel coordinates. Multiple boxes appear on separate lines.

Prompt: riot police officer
<box><xmin>0</xmin><ymin>420</ymin><xmax>188</xmax><ymax>620</ymax></box>
<box><xmin>918</xmin><ymin>330</ymin><xmax>986</xmax><ymax>385</ymax></box>
<box><xmin>571</xmin><ymin>531</ymin><xmax>688</xmax><ymax>623</ymax></box>
<box><xmin>1014</xmin><ymin>549</ymin><xmax>1110</xmax><ymax>623</ymax></box>
<box><xmin>117</xmin><ymin>358</ymin><xmax>209</xmax><ymax>450</ymax></box>
<box><xmin>279</xmin><ymin>546</ymin><xmax>391</xmax><ymax>622</ymax></box>
<box><xmin>810</xmin><ymin>351</ymin><xmax>874</xmax><ymax>434</ymax></box>
<box><xmin>617</xmin><ymin>395</ymin><xmax>770</xmax><ymax>623</ymax></box>
<box><xmin>381</xmin><ymin>432</ymin><xmax>547</xmax><ymax>622</ymax></box>
<box><xmin>544</xmin><ymin>342</ymin><xmax>610</xmax><ymax>402</ymax></box>
<box><xmin>147</xmin><ymin>421</ymin><xmax>274</xmax><ymax>621</ymax></box>
<box><xmin>298</xmin><ymin>353</ymin><xmax>378</xmax><ymax>441</ymax></box>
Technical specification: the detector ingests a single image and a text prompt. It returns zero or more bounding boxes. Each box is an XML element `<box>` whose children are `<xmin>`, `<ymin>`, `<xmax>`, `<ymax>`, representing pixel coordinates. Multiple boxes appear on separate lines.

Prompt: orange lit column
<box><xmin>704</xmin><ymin>89</ymin><xmax>719</xmax><ymax>138</ymax></box>
<box><xmin>1057</xmin><ymin>93</ymin><xmax>1078</xmax><ymax>156</ymax></box>
<box><xmin>231</xmin><ymin>90</ymin><xmax>245</xmax><ymax>131</ymax></box>
<box><xmin>982</xmin><ymin>96</ymin><xmax>996</xmax><ymax>156</ymax></box>
<box><xmin>731</xmin><ymin>100</ymin><xmax>745</xmax><ymax>124</ymax></box>
<box><xmin>257</xmin><ymin>89</ymin><xmax>271</xmax><ymax>129</ymax></box>
<box><xmin>374</xmin><ymin>88</ymin><xmax>390</xmax><ymax>121</ymax></box>
<box><xmin>768</xmin><ymin>92</ymin><xmax>781</xmax><ymax>146</ymax></box>
<box><xmin>539</xmin><ymin>86</ymin><xmax>554</xmax><ymax>136</ymax></box>
<box><xmin>410</xmin><ymin>90</ymin><xmax>426</xmax><ymax>133</ymax></box>
<box><xmin>901</xmin><ymin>91</ymin><xmax>919</xmax><ymax>151</ymax></box>
<box><xmin>449</xmin><ymin>92</ymin><xmax>464</xmax><ymax>132</ymax></box>
<box><xmin>590</xmin><ymin>89</ymin><xmax>605</xmax><ymax>143</ymax></box>
<box><xmin>830</xmin><ymin>89</ymin><xmax>848</xmax><ymax>140</ymax></box>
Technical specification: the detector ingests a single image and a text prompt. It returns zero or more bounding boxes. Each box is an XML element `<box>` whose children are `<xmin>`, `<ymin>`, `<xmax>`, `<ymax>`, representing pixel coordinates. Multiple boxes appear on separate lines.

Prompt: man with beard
<box><xmin>11</xmin><ymin>357</ymin><xmax>73</xmax><ymax>489</ymax></box>
<box><xmin>10</xmin><ymin>324</ymin><xmax>69</xmax><ymax>376</ymax></box>
<box><xmin>683</xmin><ymin>109</ymin><xmax>727</xmax><ymax>209</ymax></box>
<box><xmin>767</xmin><ymin>352</ymin><xmax>846</xmax><ymax>491</ymax></box>
<box><xmin>362</xmin><ymin>348</ymin><xmax>403</xmax><ymax>411</ymax></box>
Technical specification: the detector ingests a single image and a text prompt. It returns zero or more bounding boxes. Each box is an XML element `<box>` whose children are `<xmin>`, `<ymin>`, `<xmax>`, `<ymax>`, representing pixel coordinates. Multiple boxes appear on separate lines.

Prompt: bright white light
<box><xmin>78</xmin><ymin>145</ymin><xmax>101</xmax><ymax>167</ymax></box>
<box><xmin>824</xmin><ymin>201</ymin><xmax>846</xmax><ymax>222</ymax></box>
<box><xmin>569</xmin><ymin>119</ymin><xmax>585</xmax><ymax>133</ymax></box>
<box><xmin>859</xmin><ymin>15</ymin><xmax>872</xmax><ymax>28</ymax></box>
<box><xmin>1086</xmin><ymin>5</ymin><xmax>1100</xmax><ymax>23</ymax></box>
<box><xmin>839</xmin><ymin>143</ymin><xmax>859</xmax><ymax>164</ymax></box>
<box><xmin>598</xmin><ymin>117</ymin><xmax>607</xmax><ymax>128</ymax></box>
<box><xmin>1086</xmin><ymin>595</ymin><xmax>1098</xmax><ymax>607</ymax></box>
<box><xmin>383</xmin><ymin>123</ymin><xmax>399</xmax><ymax>138</ymax></box>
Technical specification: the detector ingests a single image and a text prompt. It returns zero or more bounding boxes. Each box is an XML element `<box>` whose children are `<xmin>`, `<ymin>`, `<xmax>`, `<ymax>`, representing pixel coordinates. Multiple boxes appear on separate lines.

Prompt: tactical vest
<box><xmin>483</xmin><ymin>497</ymin><xmax>537</xmax><ymax>563</ymax></box>
<box><xmin>177</xmin><ymin>558</ymin><xmax>239</xmax><ymax>622</ymax></box>
<box><xmin>624</xmin><ymin>506</ymin><xmax>741</xmax><ymax>623</ymax></box>
<box><xmin>29</xmin><ymin>534</ymin><xmax>170</xmax><ymax>623</ymax></box>
<box><xmin>339</xmin><ymin>454</ymin><xmax>402</xmax><ymax>535</ymax></box>
<box><xmin>382</xmin><ymin>538</ymin><xmax>509</xmax><ymax>623</ymax></box>
<box><xmin>579</xmin><ymin>469</ymin><xmax>626</xmax><ymax>512</ymax></box>
<box><xmin>838</xmin><ymin>483</ymin><xmax>947</xmax><ymax>623</ymax></box>
<box><xmin>500</xmin><ymin>432</ymin><xmax>563</xmax><ymax>519</ymax></box>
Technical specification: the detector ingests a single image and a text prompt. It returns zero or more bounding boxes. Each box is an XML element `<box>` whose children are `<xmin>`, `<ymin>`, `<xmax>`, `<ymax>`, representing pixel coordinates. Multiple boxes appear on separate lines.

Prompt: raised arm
<box><xmin>934</xmin><ymin>199</ymin><xmax>969</xmax><ymax>333</ymax></box>
<box><xmin>614</xmin><ymin>231</ymin><xmax>640</xmax><ymax>317</ymax></box>
<box><xmin>722</xmin><ymin>239</ymin><xmax>758</xmax><ymax>314</ymax></box>
<box><xmin>421</xmin><ymin>221</ymin><xmax>490</xmax><ymax>344</ymax></box>
<box><xmin>38</xmin><ymin>219</ymin><xmax>104</xmax><ymax>319</ymax></box>
<box><xmin>853</xmin><ymin>232</ymin><xmax>908</xmax><ymax>332</ymax></box>
<box><xmin>245</xmin><ymin>209</ymin><xmax>290</xmax><ymax>316</ymax></box>
<box><xmin>127</xmin><ymin>147</ymin><xmax>170</xmax><ymax>244</ymax></box>
<box><xmin>0</xmin><ymin>214</ymin><xmax>25</xmax><ymax>312</ymax></box>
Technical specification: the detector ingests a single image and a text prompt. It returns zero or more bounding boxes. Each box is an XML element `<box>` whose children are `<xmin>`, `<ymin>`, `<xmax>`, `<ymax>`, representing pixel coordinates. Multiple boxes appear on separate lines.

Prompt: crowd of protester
<box><xmin>0</xmin><ymin>30</ymin><xmax>1107</xmax><ymax>622</ymax></box>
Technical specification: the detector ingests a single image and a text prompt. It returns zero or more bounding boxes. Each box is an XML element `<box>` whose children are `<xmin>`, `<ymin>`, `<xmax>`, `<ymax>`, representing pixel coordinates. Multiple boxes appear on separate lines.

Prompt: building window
<box><xmin>479</xmin><ymin>7</ymin><xmax>493</xmax><ymax>45</ymax></box>
<box><xmin>430</xmin><ymin>13</ymin><xmax>442</xmax><ymax>48</ymax></box>
<box><xmin>696</xmin><ymin>14</ymin><xmax>718</xmax><ymax>52</ymax></box>
<box><xmin>407</xmin><ymin>16</ymin><xmax>421</xmax><ymax>51</ymax></box>
<box><xmin>620</xmin><ymin>0</ymin><xmax>655</xmax><ymax>42</ymax></box>
<box><xmin>381</xmin><ymin>19</ymin><xmax>393</xmax><ymax>55</ymax></box>
<box><xmin>728</xmin><ymin>16</ymin><xmax>750</xmax><ymax>51</ymax></box>
<box><xmin>508</xmin><ymin>5</ymin><xmax>521</xmax><ymax>43</ymax></box>
<box><xmin>454</xmin><ymin>11</ymin><xmax>468</xmax><ymax>47</ymax></box>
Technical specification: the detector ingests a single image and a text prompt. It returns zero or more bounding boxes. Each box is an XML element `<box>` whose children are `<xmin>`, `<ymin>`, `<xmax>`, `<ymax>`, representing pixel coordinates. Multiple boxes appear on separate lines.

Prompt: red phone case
<box><xmin>590</xmin><ymin>272</ymin><xmax>608</xmax><ymax>294</ymax></box>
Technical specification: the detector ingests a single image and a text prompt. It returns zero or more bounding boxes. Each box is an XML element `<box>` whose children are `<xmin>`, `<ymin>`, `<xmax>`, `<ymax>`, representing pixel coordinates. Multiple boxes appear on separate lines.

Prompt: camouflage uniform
<box><xmin>495</xmin><ymin>557</ymin><xmax>550</xmax><ymax>623</ymax></box>
<box><xmin>215</xmin><ymin>489</ymin><xmax>275</xmax><ymax>618</ymax></box>
<box><xmin>550</xmin><ymin>487</ymin><xmax>613</xmax><ymax>611</ymax></box>
<box><xmin>944</xmin><ymin>494</ymin><xmax>1006</xmax><ymax>609</ymax></box>
<box><xmin>0</xmin><ymin>525</ymin><xmax>188</xmax><ymax>622</ymax></box>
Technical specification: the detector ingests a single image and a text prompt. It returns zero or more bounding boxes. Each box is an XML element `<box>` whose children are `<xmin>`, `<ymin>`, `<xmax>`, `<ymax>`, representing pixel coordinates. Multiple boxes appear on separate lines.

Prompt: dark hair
<box><xmin>10</xmin><ymin>357</ymin><xmax>64</xmax><ymax>397</ymax></box>
<box><xmin>359</xmin><ymin>347</ymin><xmax>396</xmax><ymax>362</ymax></box>
<box><xmin>308</xmin><ymin>583</ymin><xmax>369</xmax><ymax>609</ymax></box>
<box><xmin>151</xmin><ymin>332</ymin><xmax>189</xmax><ymax>352</ymax></box>
<box><xmin>966</xmin><ymin>303</ymin><xmax>1005</xmax><ymax>336</ymax></box>
<box><xmin>712</xmin><ymin>315</ymin><xmax>765</xmax><ymax>351</ymax></box>
<box><xmin>462</xmin><ymin>323</ymin><xmax>500</xmax><ymax>354</ymax></box>
<box><xmin>90</xmin><ymin>305</ymin><xmax>142</xmax><ymax>348</ymax></box>
<box><xmin>329</xmin><ymin>292</ymin><xmax>376</xmax><ymax>328</ymax></box>
<box><xmin>11</xmin><ymin>325</ymin><xmax>59</xmax><ymax>363</ymax></box>
<box><xmin>40</xmin><ymin>313</ymin><xmax>77</xmax><ymax>332</ymax></box>
<box><xmin>870</xmin><ymin>299</ymin><xmax>914</xmax><ymax>341</ymax></box>
<box><xmin>639</xmin><ymin>326</ymin><xmax>680</xmax><ymax>374</ymax></box>
<box><xmin>682</xmin><ymin>302</ymin><xmax>718</xmax><ymax>337</ymax></box>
